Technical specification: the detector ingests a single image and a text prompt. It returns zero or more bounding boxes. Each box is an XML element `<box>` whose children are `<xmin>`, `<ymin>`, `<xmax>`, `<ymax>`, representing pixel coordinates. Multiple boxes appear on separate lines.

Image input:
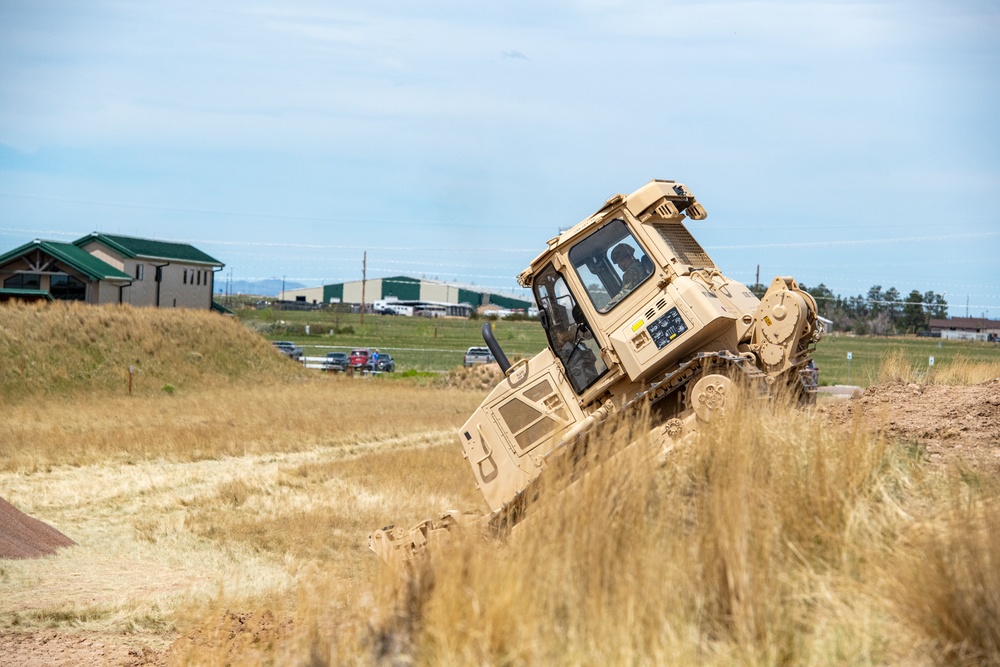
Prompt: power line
<box><xmin>708</xmin><ymin>231</ymin><xmax>1000</xmax><ymax>250</ymax></box>
<box><xmin>0</xmin><ymin>192</ymin><xmax>543</xmax><ymax>230</ymax></box>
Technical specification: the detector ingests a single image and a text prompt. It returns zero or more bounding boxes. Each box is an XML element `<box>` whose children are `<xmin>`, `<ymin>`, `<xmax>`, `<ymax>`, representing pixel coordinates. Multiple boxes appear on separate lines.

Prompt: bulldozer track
<box><xmin>486</xmin><ymin>351</ymin><xmax>763</xmax><ymax>535</ymax></box>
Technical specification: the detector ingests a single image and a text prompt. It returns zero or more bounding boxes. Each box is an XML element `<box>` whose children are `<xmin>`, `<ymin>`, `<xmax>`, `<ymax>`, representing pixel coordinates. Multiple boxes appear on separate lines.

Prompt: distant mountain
<box><xmin>215</xmin><ymin>279</ymin><xmax>305</xmax><ymax>297</ymax></box>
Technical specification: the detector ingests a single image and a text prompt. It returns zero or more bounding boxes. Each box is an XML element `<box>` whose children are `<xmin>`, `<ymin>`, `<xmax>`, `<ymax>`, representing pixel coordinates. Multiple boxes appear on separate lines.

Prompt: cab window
<box><xmin>533</xmin><ymin>264</ymin><xmax>608</xmax><ymax>394</ymax></box>
<box><xmin>568</xmin><ymin>218</ymin><xmax>653</xmax><ymax>313</ymax></box>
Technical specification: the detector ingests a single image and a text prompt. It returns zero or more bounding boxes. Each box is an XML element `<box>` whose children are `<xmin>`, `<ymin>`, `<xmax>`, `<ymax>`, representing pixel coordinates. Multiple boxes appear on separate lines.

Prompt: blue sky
<box><xmin>1</xmin><ymin>1</ymin><xmax>997</xmax><ymax>315</ymax></box>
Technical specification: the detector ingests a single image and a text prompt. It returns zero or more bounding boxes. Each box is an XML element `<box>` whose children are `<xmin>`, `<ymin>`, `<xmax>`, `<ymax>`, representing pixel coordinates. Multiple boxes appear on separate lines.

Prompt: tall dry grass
<box><xmin>874</xmin><ymin>348</ymin><xmax>1000</xmax><ymax>385</ymax></box>
<box><xmin>887</xmin><ymin>493</ymin><xmax>1000</xmax><ymax>666</ymax></box>
<box><xmin>351</xmin><ymin>386</ymin><xmax>1000</xmax><ymax>667</ymax></box>
<box><xmin>0</xmin><ymin>379</ymin><xmax>484</xmax><ymax>472</ymax></box>
<box><xmin>5</xmin><ymin>303</ymin><xmax>1000</xmax><ymax>665</ymax></box>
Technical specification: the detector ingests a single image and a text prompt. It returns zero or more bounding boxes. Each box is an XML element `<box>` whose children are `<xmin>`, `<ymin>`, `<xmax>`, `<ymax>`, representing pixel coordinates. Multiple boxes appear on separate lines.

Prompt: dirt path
<box><xmin>0</xmin><ymin>430</ymin><xmax>456</xmax><ymax>667</ymax></box>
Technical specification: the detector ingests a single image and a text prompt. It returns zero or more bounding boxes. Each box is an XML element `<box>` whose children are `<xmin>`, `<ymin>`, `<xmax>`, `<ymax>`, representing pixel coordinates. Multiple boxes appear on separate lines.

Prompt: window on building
<box><xmin>4</xmin><ymin>273</ymin><xmax>41</xmax><ymax>289</ymax></box>
<box><xmin>136</xmin><ymin>264</ymin><xmax>144</xmax><ymax>280</ymax></box>
<box><xmin>50</xmin><ymin>274</ymin><xmax>86</xmax><ymax>301</ymax></box>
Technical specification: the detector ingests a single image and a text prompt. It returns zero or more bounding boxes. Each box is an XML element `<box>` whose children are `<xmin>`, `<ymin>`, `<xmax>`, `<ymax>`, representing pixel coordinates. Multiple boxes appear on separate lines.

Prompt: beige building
<box><xmin>0</xmin><ymin>234</ymin><xmax>223</xmax><ymax>310</ymax></box>
<box><xmin>279</xmin><ymin>275</ymin><xmax>534</xmax><ymax>313</ymax></box>
<box><xmin>74</xmin><ymin>233</ymin><xmax>223</xmax><ymax>309</ymax></box>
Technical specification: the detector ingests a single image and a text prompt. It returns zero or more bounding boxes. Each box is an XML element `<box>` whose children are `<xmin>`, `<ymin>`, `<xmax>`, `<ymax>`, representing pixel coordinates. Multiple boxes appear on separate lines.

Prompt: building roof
<box><xmin>930</xmin><ymin>317</ymin><xmax>1000</xmax><ymax>330</ymax></box>
<box><xmin>74</xmin><ymin>233</ymin><xmax>223</xmax><ymax>266</ymax></box>
<box><xmin>0</xmin><ymin>240</ymin><xmax>133</xmax><ymax>282</ymax></box>
<box><xmin>0</xmin><ymin>288</ymin><xmax>54</xmax><ymax>302</ymax></box>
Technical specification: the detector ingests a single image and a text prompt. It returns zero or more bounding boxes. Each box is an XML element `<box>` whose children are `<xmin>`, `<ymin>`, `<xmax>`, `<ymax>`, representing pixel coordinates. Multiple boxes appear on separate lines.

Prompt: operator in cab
<box><xmin>606</xmin><ymin>243</ymin><xmax>649</xmax><ymax>308</ymax></box>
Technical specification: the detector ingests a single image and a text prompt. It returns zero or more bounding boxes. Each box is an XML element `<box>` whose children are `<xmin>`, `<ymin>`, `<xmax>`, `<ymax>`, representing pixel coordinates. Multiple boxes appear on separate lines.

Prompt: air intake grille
<box><xmin>653</xmin><ymin>222</ymin><xmax>714</xmax><ymax>268</ymax></box>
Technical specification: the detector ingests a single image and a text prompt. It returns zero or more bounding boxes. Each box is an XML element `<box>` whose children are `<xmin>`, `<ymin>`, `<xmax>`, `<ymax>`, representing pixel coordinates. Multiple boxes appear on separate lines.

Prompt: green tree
<box><xmin>803</xmin><ymin>283</ymin><xmax>836</xmax><ymax>314</ymax></box>
<box><xmin>883</xmin><ymin>287</ymin><xmax>901</xmax><ymax>327</ymax></box>
<box><xmin>866</xmin><ymin>285</ymin><xmax>885</xmax><ymax>315</ymax></box>
<box><xmin>902</xmin><ymin>290</ymin><xmax>927</xmax><ymax>333</ymax></box>
<box><xmin>923</xmin><ymin>290</ymin><xmax>949</xmax><ymax>320</ymax></box>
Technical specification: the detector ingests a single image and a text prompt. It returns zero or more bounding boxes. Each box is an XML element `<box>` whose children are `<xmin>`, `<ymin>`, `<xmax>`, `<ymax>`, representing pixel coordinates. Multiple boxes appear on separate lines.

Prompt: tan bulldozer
<box><xmin>370</xmin><ymin>179</ymin><xmax>822</xmax><ymax>565</ymax></box>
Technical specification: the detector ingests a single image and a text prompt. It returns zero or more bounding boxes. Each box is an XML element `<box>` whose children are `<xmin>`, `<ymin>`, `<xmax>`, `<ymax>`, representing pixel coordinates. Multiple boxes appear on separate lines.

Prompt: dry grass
<box><xmin>0</xmin><ymin>380</ymin><xmax>484</xmax><ymax>472</ymax></box>
<box><xmin>874</xmin><ymin>348</ymin><xmax>1000</xmax><ymax>385</ymax></box>
<box><xmin>0</xmin><ymin>301</ymin><xmax>301</xmax><ymax>402</ymax></box>
<box><xmin>3</xmin><ymin>306</ymin><xmax>1000</xmax><ymax>665</ymax></box>
<box><xmin>356</xmin><ymin>386</ymin><xmax>1000</xmax><ymax>667</ymax></box>
<box><xmin>887</xmin><ymin>493</ymin><xmax>1000</xmax><ymax>666</ymax></box>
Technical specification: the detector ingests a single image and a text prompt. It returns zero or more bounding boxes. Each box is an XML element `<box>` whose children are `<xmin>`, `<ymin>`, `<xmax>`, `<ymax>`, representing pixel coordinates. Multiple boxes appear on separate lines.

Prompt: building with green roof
<box><xmin>74</xmin><ymin>233</ymin><xmax>224</xmax><ymax>309</ymax></box>
<box><xmin>0</xmin><ymin>240</ymin><xmax>133</xmax><ymax>304</ymax></box>
<box><xmin>0</xmin><ymin>233</ymin><xmax>224</xmax><ymax>310</ymax></box>
<box><xmin>279</xmin><ymin>275</ymin><xmax>535</xmax><ymax>316</ymax></box>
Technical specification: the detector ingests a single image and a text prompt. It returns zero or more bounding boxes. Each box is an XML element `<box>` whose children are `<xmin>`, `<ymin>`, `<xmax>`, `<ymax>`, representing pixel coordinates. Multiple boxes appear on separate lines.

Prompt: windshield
<box><xmin>568</xmin><ymin>218</ymin><xmax>654</xmax><ymax>313</ymax></box>
<box><xmin>533</xmin><ymin>264</ymin><xmax>608</xmax><ymax>394</ymax></box>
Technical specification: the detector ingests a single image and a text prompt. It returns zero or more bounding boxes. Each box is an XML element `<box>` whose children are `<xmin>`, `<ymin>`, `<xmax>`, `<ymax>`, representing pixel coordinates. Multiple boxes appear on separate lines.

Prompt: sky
<box><xmin>1</xmin><ymin>1</ymin><xmax>998</xmax><ymax>316</ymax></box>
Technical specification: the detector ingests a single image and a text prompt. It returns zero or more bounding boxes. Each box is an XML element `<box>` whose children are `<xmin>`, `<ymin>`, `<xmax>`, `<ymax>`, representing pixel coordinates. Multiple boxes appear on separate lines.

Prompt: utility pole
<box><xmin>360</xmin><ymin>251</ymin><xmax>367</xmax><ymax>325</ymax></box>
<box><xmin>755</xmin><ymin>264</ymin><xmax>760</xmax><ymax>292</ymax></box>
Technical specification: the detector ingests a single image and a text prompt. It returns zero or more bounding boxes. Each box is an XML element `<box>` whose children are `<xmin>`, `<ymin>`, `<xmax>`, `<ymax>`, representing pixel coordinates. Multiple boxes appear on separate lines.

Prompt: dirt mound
<box><xmin>0</xmin><ymin>497</ymin><xmax>75</xmax><ymax>560</ymax></box>
<box><xmin>822</xmin><ymin>378</ymin><xmax>1000</xmax><ymax>471</ymax></box>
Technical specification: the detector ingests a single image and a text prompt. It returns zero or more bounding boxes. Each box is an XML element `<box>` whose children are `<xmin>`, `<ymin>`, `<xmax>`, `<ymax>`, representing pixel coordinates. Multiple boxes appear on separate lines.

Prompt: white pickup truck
<box><xmin>463</xmin><ymin>346</ymin><xmax>495</xmax><ymax>367</ymax></box>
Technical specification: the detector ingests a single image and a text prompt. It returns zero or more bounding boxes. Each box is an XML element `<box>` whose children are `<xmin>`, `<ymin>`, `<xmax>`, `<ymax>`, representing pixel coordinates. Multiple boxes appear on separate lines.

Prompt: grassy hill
<box><xmin>0</xmin><ymin>301</ymin><xmax>303</xmax><ymax>402</ymax></box>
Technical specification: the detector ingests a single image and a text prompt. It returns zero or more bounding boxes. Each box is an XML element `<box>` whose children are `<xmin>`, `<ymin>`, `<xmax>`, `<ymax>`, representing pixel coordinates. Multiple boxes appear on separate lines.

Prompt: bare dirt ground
<box><xmin>0</xmin><ymin>631</ymin><xmax>166</xmax><ymax>667</ymax></box>
<box><xmin>2</xmin><ymin>380</ymin><xmax>999</xmax><ymax>666</ymax></box>
<box><xmin>821</xmin><ymin>379</ymin><xmax>1000</xmax><ymax>473</ymax></box>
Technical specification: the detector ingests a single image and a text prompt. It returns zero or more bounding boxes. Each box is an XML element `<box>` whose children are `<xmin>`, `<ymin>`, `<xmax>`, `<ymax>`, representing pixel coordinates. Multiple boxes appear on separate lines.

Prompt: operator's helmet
<box><xmin>611</xmin><ymin>243</ymin><xmax>634</xmax><ymax>263</ymax></box>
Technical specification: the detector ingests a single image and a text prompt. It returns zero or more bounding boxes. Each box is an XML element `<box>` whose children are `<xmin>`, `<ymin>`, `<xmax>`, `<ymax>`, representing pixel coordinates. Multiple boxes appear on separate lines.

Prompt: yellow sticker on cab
<box><xmin>631</xmin><ymin>318</ymin><xmax>645</xmax><ymax>332</ymax></box>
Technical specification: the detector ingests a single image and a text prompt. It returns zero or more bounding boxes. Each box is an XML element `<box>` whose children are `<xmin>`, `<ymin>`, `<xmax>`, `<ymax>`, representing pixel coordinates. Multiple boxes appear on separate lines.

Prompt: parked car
<box><xmin>323</xmin><ymin>351</ymin><xmax>349</xmax><ymax>372</ymax></box>
<box><xmin>348</xmin><ymin>348</ymin><xmax>371</xmax><ymax>369</ymax></box>
<box><xmin>272</xmin><ymin>340</ymin><xmax>303</xmax><ymax>361</ymax></box>
<box><xmin>463</xmin><ymin>346</ymin><xmax>494</xmax><ymax>367</ymax></box>
<box><xmin>366</xmin><ymin>352</ymin><xmax>395</xmax><ymax>373</ymax></box>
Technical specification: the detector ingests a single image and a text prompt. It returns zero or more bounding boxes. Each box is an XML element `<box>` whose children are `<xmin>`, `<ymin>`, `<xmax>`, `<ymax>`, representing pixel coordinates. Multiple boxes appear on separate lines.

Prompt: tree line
<box><xmin>751</xmin><ymin>283</ymin><xmax>948</xmax><ymax>335</ymax></box>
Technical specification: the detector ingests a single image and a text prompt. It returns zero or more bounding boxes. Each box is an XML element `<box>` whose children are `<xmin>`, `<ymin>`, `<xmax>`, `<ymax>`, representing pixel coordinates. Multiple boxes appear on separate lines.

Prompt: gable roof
<box><xmin>930</xmin><ymin>317</ymin><xmax>1000</xmax><ymax>330</ymax></box>
<box><xmin>0</xmin><ymin>240</ymin><xmax>133</xmax><ymax>282</ymax></box>
<box><xmin>74</xmin><ymin>233</ymin><xmax>222</xmax><ymax>266</ymax></box>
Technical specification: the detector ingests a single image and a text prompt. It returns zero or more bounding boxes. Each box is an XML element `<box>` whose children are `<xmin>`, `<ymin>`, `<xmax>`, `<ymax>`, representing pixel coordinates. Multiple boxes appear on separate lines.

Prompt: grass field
<box><xmin>237</xmin><ymin>305</ymin><xmax>1000</xmax><ymax>386</ymax></box>
<box><xmin>2</xmin><ymin>303</ymin><xmax>999</xmax><ymax>665</ymax></box>
<box><xmin>238</xmin><ymin>308</ymin><xmax>549</xmax><ymax>371</ymax></box>
<box><xmin>812</xmin><ymin>334</ymin><xmax>1000</xmax><ymax>386</ymax></box>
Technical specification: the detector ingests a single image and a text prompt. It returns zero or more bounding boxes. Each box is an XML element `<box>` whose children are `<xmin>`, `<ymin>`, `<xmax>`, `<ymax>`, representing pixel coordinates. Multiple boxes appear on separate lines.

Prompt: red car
<box><xmin>348</xmin><ymin>348</ymin><xmax>371</xmax><ymax>369</ymax></box>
